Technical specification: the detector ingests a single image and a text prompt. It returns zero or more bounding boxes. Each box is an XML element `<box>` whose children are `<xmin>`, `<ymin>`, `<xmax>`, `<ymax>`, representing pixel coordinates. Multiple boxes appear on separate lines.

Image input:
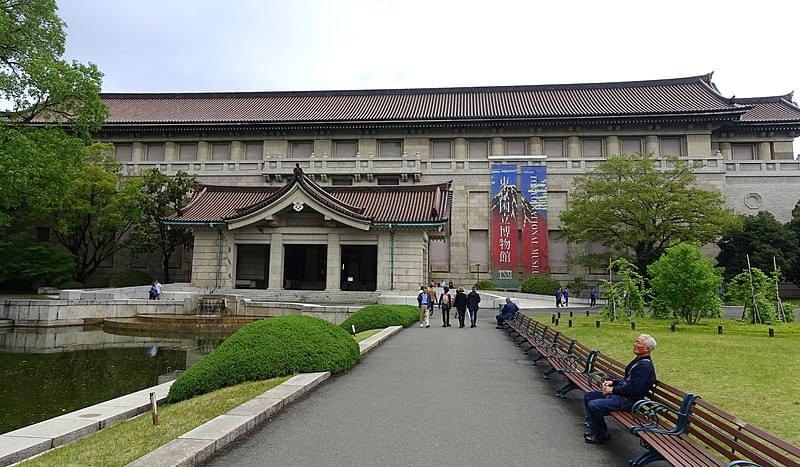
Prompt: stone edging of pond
<box><xmin>125</xmin><ymin>325</ymin><xmax>403</xmax><ymax>466</ymax></box>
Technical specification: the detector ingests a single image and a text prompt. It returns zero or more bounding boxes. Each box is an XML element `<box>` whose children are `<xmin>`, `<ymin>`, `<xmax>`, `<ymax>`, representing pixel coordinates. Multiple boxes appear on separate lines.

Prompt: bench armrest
<box><xmin>630</xmin><ymin>399</ymin><xmax>691</xmax><ymax>436</ymax></box>
<box><xmin>725</xmin><ymin>461</ymin><xmax>761</xmax><ymax>467</ymax></box>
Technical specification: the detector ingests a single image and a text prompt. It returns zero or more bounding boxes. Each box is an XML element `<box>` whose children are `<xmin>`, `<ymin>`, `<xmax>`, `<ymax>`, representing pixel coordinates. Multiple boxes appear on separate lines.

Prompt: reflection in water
<box><xmin>0</xmin><ymin>325</ymin><xmax>229</xmax><ymax>434</ymax></box>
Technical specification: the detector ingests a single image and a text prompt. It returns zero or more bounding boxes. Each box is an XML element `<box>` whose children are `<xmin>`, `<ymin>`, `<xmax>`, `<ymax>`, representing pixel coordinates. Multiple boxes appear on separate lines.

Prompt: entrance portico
<box><xmin>166</xmin><ymin>165</ymin><xmax>452</xmax><ymax>292</ymax></box>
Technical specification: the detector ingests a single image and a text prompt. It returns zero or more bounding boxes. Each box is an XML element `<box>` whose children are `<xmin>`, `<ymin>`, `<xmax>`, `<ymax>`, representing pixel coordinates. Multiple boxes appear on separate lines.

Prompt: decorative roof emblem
<box><xmin>293</xmin><ymin>200</ymin><xmax>305</xmax><ymax>212</ymax></box>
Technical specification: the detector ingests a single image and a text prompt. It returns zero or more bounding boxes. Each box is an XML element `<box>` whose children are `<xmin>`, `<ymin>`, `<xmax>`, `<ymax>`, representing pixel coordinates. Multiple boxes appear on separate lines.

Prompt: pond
<box><xmin>0</xmin><ymin>325</ymin><xmax>230</xmax><ymax>434</ymax></box>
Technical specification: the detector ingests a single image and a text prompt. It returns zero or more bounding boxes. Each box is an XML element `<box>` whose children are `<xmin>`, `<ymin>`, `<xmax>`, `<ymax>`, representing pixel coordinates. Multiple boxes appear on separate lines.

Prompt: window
<box><xmin>543</xmin><ymin>139</ymin><xmax>564</xmax><ymax>158</ymax></box>
<box><xmin>114</xmin><ymin>144</ymin><xmax>132</xmax><ymax>161</ymax></box>
<box><xmin>179</xmin><ymin>143</ymin><xmax>197</xmax><ymax>161</ymax></box>
<box><xmin>334</xmin><ymin>141</ymin><xmax>357</xmax><ymax>158</ymax></box>
<box><xmin>376</xmin><ymin>176</ymin><xmax>400</xmax><ymax>186</ymax></box>
<box><xmin>429</xmin><ymin>238</ymin><xmax>450</xmax><ymax>272</ymax></box>
<box><xmin>660</xmin><ymin>137</ymin><xmax>682</xmax><ymax>156</ymax></box>
<box><xmin>468</xmin><ymin>140</ymin><xmax>489</xmax><ymax>159</ymax></box>
<box><xmin>244</xmin><ymin>142</ymin><xmax>263</xmax><ymax>160</ymax></box>
<box><xmin>506</xmin><ymin>139</ymin><xmax>527</xmax><ymax>156</ymax></box>
<box><xmin>732</xmin><ymin>144</ymin><xmax>755</xmax><ymax>160</ymax></box>
<box><xmin>291</xmin><ymin>141</ymin><xmax>313</xmax><ymax>157</ymax></box>
<box><xmin>468</xmin><ymin>230</ymin><xmax>489</xmax><ymax>269</ymax></box>
<box><xmin>331</xmin><ymin>176</ymin><xmax>353</xmax><ymax>186</ymax></box>
<box><xmin>145</xmin><ymin>143</ymin><xmax>165</xmax><ymax>161</ymax></box>
<box><xmin>431</xmin><ymin>140</ymin><xmax>452</xmax><ymax>160</ymax></box>
<box><xmin>211</xmin><ymin>143</ymin><xmax>230</xmax><ymax>160</ymax></box>
<box><xmin>621</xmin><ymin>138</ymin><xmax>642</xmax><ymax>155</ymax></box>
<box><xmin>378</xmin><ymin>140</ymin><xmax>402</xmax><ymax>157</ymax></box>
<box><xmin>582</xmin><ymin>138</ymin><xmax>603</xmax><ymax>157</ymax></box>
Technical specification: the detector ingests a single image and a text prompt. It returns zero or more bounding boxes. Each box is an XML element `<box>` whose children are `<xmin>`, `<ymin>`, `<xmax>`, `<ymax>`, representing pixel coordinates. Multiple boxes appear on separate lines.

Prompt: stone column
<box><xmin>529</xmin><ymin>136</ymin><xmax>543</xmax><ymax>155</ymax></box>
<box><xmin>132</xmin><ymin>142</ymin><xmax>144</xmax><ymax>162</ymax></box>
<box><xmin>645</xmin><ymin>136</ymin><xmax>659</xmax><ymax>156</ymax></box>
<box><xmin>606</xmin><ymin>136</ymin><xmax>620</xmax><ymax>156</ymax></box>
<box><xmin>719</xmin><ymin>142</ymin><xmax>732</xmax><ymax>159</ymax></box>
<box><xmin>268</xmin><ymin>233</ymin><xmax>284</xmax><ymax>289</ymax></box>
<box><xmin>326</xmin><ymin>233</ymin><xmax>341</xmax><ymax>291</ymax></box>
<box><xmin>454</xmin><ymin>137</ymin><xmax>467</xmax><ymax>160</ymax></box>
<box><xmin>757</xmin><ymin>142</ymin><xmax>772</xmax><ymax>160</ymax></box>
<box><xmin>231</xmin><ymin>141</ymin><xmax>243</xmax><ymax>161</ymax></box>
<box><xmin>491</xmin><ymin>137</ymin><xmax>504</xmax><ymax>156</ymax></box>
<box><xmin>164</xmin><ymin>142</ymin><xmax>177</xmax><ymax>161</ymax></box>
<box><xmin>198</xmin><ymin>142</ymin><xmax>210</xmax><ymax>161</ymax></box>
<box><xmin>567</xmin><ymin>136</ymin><xmax>581</xmax><ymax>158</ymax></box>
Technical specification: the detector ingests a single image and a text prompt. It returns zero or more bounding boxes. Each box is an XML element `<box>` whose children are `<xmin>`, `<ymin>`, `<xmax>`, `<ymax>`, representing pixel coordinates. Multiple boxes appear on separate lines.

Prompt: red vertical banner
<box><xmin>521</xmin><ymin>166</ymin><xmax>549</xmax><ymax>275</ymax></box>
<box><xmin>490</xmin><ymin>165</ymin><xmax>519</xmax><ymax>289</ymax></box>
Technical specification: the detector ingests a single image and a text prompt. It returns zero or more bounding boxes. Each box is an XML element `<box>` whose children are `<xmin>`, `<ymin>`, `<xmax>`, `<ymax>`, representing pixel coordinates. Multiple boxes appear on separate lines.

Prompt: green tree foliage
<box><xmin>726</xmin><ymin>268</ymin><xmax>780</xmax><ymax>324</ymax></box>
<box><xmin>0</xmin><ymin>235</ymin><xmax>74</xmax><ymax>288</ymax></box>
<box><xmin>0</xmin><ymin>0</ymin><xmax>106</xmax><ymax>230</ymax></box>
<box><xmin>783</xmin><ymin>201</ymin><xmax>800</xmax><ymax>286</ymax></box>
<box><xmin>648</xmin><ymin>242</ymin><xmax>723</xmax><ymax>324</ymax></box>
<box><xmin>600</xmin><ymin>258</ymin><xmax>647</xmax><ymax>320</ymax></box>
<box><xmin>560</xmin><ymin>154</ymin><xmax>739</xmax><ymax>273</ymax></box>
<box><xmin>128</xmin><ymin>169</ymin><xmax>197</xmax><ymax>283</ymax></box>
<box><xmin>51</xmin><ymin>144</ymin><xmax>142</xmax><ymax>282</ymax></box>
<box><xmin>716</xmin><ymin>211</ymin><xmax>797</xmax><ymax>282</ymax></box>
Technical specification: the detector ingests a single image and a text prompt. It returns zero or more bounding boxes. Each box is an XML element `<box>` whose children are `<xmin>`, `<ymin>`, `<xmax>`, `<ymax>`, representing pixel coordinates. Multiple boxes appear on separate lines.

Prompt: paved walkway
<box><xmin>209</xmin><ymin>309</ymin><xmax>654</xmax><ymax>467</ymax></box>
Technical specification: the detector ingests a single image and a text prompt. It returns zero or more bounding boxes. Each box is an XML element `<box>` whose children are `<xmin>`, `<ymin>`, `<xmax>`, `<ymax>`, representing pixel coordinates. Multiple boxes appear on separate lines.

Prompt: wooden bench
<box><xmin>511</xmin><ymin>317</ymin><xmax>800</xmax><ymax>467</ymax></box>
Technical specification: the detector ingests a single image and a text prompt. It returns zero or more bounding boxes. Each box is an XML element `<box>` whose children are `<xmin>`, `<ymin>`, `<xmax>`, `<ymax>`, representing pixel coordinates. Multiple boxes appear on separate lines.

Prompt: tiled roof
<box><xmin>101</xmin><ymin>74</ymin><xmax>755</xmax><ymax>124</ymax></box>
<box><xmin>168</xmin><ymin>173</ymin><xmax>452</xmax><ymax>226</ymax></box>
<box><xmin>736</xmin><ymin>94</ymin><xmax>800</xmax><ymax>122</ymax></box>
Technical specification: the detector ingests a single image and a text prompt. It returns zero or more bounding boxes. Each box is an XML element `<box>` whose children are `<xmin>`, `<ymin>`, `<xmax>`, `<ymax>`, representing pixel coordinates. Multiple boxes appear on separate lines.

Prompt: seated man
<box><xmin>495</xmin><ymin>297</ymin><xmax>519</xmax><ymax>329</ymax></box>
<box><xmin>584</xmin><ymin>334</ymin><xmax>657</xmax><ymax>444</ymax></box>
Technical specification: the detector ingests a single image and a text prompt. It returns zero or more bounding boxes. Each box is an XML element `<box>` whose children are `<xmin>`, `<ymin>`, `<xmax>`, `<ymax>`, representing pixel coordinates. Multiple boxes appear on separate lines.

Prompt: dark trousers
<box><xmin>469</xmin><ymin>308</ymin><xmax>478</xmax><ymax>326</ymax></box>
<box><xmin>496</xmin><ymin>312</ymin><xmax>513</xmax><ymax>326</ymax></box>
<box><xmin>590</xmin><ymin>297</ymin><xmax>596</xmax><ymax>307</ymax></box>
<box><xmin>584</xmin><ymin>391</ymin><xmax>631</xmax><ymax>438</ymax></box>
<box><xmin>441</xmin><ymin>306</ymin><xmax>450</xmax><ymax>326</ymax></box>
<box><xmin>456</xmin><ymin>307</ymin><xmax>467</xmax><ymax>327</ymax></box>
<box><xmin>556</xmin><ymin>297</ymin><xmax>561</xmax><ymax>307</ymax></box>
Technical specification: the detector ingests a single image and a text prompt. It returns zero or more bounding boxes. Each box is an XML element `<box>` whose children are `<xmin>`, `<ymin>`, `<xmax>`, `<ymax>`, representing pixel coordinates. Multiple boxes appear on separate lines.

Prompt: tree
<box><xmin>0</xmin><ymin>0</ymin><xmax>106</xmax><ymax>230</ymax></box>
<box><xmin>50</xmin><ymin>144</ymin><xmax>142</xmax><ymax>282</ymax></box>
<box><xmin>727</xmin><ymin>268</ymin><xmax>780</xmax><ymax>324</ymax></box>
<box><xmin>783</xmin><ymin>201</ymin><xmax>800</xmax><ymax>286</ymax></box>
<box><xmin>600</xmin><ymin>258</ymin><xmax>647</xmax><ymax>321</ymax></box>
<box><xmin>0</xmin><ymin>234</ymin><xmax>74</xmax><ymax>288</ymax></box>
<box><xmin>716</xmin><ymin>211</ymin><xmax>797</xmax><ymax>282</ymax></box>
<box><xmin>560</xmin><ymin>154</ymin><xmax>740</xmax><ymax>273</ymax></box>
<box><xmin>129</xmin><ymin>169</ymin><xmax>197</xmax><ymax>283</ymax></box>
<box><xmin>648</xmin><ymin>242</ymin><xmax>723</xmax><ymax>324</ymax></box>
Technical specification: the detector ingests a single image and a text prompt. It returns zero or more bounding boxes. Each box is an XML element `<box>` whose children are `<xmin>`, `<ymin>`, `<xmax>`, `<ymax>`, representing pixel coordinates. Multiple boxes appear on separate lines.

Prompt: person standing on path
<box><xmin>440</xmin><ymin>286</ymin><xmax>453</xmax><ymax>327</ymax></box>
<box><xmin>583</xmin><ymin>334</ymin><xmax>657</xmax><ymax>444</ymax></box>
<box><xmin>467</xmin><ymin>286</ymin><xmax>481</xmax><ymax>328</ymax></box>
<box><xmin>454</xmin><ymin>287</ymin><xmax>468</xmax><ymax>328</ymax></box>
<box><xmin>417</xmin><ymin>286</ymin><xmax>431</xmax><ymax>328</ymax></box>
<box><xmin>428</xmin><ymin>281</ymin><xmax>438</xmax><ymax>319</ymax></box>
<box><xmin>589</xmin><ymin>287</ymin><xmax>597</xmax><ymax>307</ymax></box>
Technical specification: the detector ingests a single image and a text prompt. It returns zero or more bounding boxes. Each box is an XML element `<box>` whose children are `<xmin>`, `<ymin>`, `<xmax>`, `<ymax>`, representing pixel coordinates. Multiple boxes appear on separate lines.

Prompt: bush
<box><xmin>58</xmin><ymin>280</ymin><xmax>84</xmax><ymax>289</ymax></box>
<box><xmin>520</xmin><ymin>275</ymin><xmax>560</xmax><ymax>295</ymax></box>
<box><xmin>108</xmin><ymin>270</ymin><xmax>152</xmax><ymax>288</ymax></box>
<box><xmin>167</xmin><ymin>315</ymin><xmax>360</xmax><ymax>402</ymax></box>
<box><xmin>473</xmin><ymin>279</ymin><xmax>496</xmax><ymax>290</ymax></box>
<box><xmin>339</xmin><ymin>304</ymin><xmax>419</xmax><ymax>333</ymax></box>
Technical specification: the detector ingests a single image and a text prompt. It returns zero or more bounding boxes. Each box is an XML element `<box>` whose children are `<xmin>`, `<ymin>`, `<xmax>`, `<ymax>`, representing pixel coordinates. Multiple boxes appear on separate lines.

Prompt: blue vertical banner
<box><xmin>520</xmin><ymin>166</ymin><xmax>549</xmax><ymax>275</ymax></box>
<box><xmin>490</xmin><ymin>164</ymin><xmax>519</xmax><ymax>289</ymax></box>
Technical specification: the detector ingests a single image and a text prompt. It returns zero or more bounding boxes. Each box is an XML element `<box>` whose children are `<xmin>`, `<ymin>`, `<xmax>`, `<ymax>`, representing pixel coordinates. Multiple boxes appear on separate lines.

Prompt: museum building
<box><xmin>98</xmin><ymin>73</ymin><xmax>800</xmax><ymax>291</ymax></box>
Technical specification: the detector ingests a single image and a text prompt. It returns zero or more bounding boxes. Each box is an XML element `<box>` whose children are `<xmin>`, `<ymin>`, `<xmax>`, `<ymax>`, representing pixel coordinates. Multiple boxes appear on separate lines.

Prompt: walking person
<box><xmin>428</xmin><ymin>280</ymin><xmax>438</xmax><ymax>319</ymax></box>
<box><xmin>440</xmin><ymin>286</ymin><xmax>452</xmax><ymax>327</ymax></box>
<box><xmin>467</xmin><ymin>286</ymin><xmax>481</xmax><ymax>328</ymax></box>
<box><xmin>562</xmin><ymin>287</ymin><xmax>570</xmax><ymax>307</ymax></box>
<box><xmin>417</xmin><ymin>286</ymin><xmax>431</xmax><ymax>328</ymax></box>
<box><xmin>589</xmin><ymin>287</ymin><xmax>597</xmax><ymax>308</ymax></box>
<box><xmin>454</xmin><ymin>287</ymin><xmax>468</xmax><ymax>328</ymax></box>
<box><xmin>555</xmin><ymin>287</ymin><xmax>562</xmax><ymax>308</ymax></box>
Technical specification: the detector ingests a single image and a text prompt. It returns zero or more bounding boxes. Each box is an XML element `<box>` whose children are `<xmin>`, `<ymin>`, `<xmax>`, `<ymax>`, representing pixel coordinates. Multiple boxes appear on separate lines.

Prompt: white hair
<box><xmin>639</xmin><ymin>334</ymin><xmax>657</xmax><ymax>351</ymax></box>
<box><xmin>505</xmin><ymin>297</ymin><xmax>512</xmax><ymax>303</ymax></box>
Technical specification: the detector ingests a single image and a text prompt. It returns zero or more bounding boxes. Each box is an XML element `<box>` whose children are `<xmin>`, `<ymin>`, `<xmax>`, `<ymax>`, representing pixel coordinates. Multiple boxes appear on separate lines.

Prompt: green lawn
<box><xmin>529</xmin><ymin>313</ymin><xmax>800</xmax><ymax>446</ymax></box>
<box><xmin>354</xmin><ymin>328</ymin><xmax>382</xmax><ymax>341</ymax></box>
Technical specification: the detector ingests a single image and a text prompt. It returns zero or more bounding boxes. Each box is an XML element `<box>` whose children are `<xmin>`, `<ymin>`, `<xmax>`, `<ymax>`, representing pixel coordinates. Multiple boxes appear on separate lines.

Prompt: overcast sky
<box><xmin>57</xmin><ymin>0</ymin><xmax>799</xmax><ymax>149</ymax></box>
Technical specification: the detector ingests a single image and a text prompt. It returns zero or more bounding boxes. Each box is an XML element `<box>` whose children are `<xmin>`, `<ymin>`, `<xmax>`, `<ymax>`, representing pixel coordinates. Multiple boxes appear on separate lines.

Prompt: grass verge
<box><xmin>21</xmin><ymin>376</ymin><xmax>289</xmax><ymax>467</ymax></box>
<box><xmin>530</xmin><ymin>313</ymin><xmax>800</xmax><ymax>445</ymax></box>
<box><xmin>354</xmin><ymin>328</ymin><xmax>382</xmax><ymax>342</ymax></box>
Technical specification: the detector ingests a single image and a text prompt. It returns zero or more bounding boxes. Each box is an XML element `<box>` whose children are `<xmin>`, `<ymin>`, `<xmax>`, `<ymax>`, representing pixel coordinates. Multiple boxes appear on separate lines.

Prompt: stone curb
<box><xmin>126</xmin><ymin>326</ymin><xmax>403</xmax><ymax>466</ymax></box>
<box><xmin>0</xmin><ymin>381</ymin><xmax>174</xmax><ymax>467</ymax></box>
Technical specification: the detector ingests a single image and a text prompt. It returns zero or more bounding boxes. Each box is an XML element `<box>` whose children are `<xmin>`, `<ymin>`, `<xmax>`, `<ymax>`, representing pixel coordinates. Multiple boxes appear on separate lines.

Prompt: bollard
<box><xmin>555</xmin><ymin>318</ymin><xmax>559</xmax><ymax>326</ymax></box>
<box><xmin>568</xmin><ymin>319</ymin><xmax>573</xmax><ymax>328</ymax></box>
<box><xmin>551</xmin><ymin>314</ymin><xmax>555</xmax><ymax>324</ymax></box>
<box><xmin>717</xmin><ymin>325</ymin><xmax>723</xmax><ymax>335</ymax></box>
<box><xmin>150</xmin><ymin>392</ymin><xmax>159</xmax><ymax>426</ymax></box>
<box><xmin>595</xmin><ymin>320</ymin><xmax>600</xmax><ymax>328</ymax></box>
<box><xmin>631</xmin><ymin>322</ymin><xmax>636</xmax><ymax>330</ymax></box>
<box><xmin>670</xmin><ymin>324</ymin><xmax>676</xmax><ymax>333</ymax></box>
<box><xmin>557</xmin><ymin>312</ymin><xmax>561</xmax><ymax>319</ymax></box>
<box><xmin>769</xmin><ymin>328</ymin><xmax>774</xmax><ymax>338</ymax></box>
<box><xmin>585</xmin><ymin>310</ymin><xmax>590</xmax><ymax>317</ymax></box>
<box><xmin>569</xmin><ymin>311</ymin><xmax>573</xmax><ymax>318</ymax></box>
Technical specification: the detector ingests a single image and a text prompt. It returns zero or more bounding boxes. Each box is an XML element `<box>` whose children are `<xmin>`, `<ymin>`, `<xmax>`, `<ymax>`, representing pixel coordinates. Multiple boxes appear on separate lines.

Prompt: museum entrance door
<box><xmin>283</xmin><ymin>244</ymin><xmax>327</xmax><ymax>290</ymax></box>
<box><xmin>340</xmin><ymin>245</ymin><xmax>377</xmax><ymax>291</ymax></box>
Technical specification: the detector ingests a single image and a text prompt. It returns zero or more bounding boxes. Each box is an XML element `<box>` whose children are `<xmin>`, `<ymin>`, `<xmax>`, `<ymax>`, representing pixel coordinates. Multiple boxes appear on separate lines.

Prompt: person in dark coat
<box><xmin>589</xmin><ymin>287</ymin><xmax>597</xmax><ymax>307</ymax></box>
<box><xmin>454</xmin><ymin>287</ymin><xmax>468</xmax><ymax>328</ymax></box>
<box><xmin>583</xmin><ymin>334</ymin><xmax>657</xmax><ymax>444</ymax></box>
<box><xmin>555</xmin><ymin>287</ymin><xmax>563</xmax><ymax>307</ymax></box>
<box><xmin>467</xmin><ymin>286</ymin><xmax>481</xmax><ymax>328</ymax></box>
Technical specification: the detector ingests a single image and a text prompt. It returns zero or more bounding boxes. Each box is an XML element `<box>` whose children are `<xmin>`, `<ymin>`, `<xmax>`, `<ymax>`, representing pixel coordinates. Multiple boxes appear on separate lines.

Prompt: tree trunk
<box><xmin>162</xmin><ymin>252</ymin><xmax>171</xmax><ymax>284</ymax></box>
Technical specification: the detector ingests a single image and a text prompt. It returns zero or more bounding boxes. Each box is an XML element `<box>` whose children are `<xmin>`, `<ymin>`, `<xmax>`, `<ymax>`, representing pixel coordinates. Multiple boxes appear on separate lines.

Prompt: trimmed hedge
<box><xmin>167</xmin><ymin>315</ymin><xmax>360</xmax><ymax>402</ymax></box>
<box><xmin>521</xmin><ymin>275</ymin><xmax>561</xmax><ymax>295</ymax></box>
<box><xmin>473</xmin><ymin>279</ymin><xmax>496</xmax><ymax>290</ymax></box>
<box><xmin>339</xmin><ymin>304</ymin><xmax>419</xmax><ymax>333</ymax></box>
